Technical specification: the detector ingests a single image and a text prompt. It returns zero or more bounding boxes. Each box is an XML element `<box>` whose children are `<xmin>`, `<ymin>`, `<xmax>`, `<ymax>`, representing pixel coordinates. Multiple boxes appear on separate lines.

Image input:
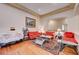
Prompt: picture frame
<box><xmin>25</xmin><ymin>17</ymin><xmax>36</xmax><ymax>28</ymax></box>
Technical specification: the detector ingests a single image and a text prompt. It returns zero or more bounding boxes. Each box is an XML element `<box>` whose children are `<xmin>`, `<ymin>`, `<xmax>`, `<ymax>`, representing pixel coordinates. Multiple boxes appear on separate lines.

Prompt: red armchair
<box><xmin>64</xmin><ymin>32</ymin><xmax>78</xmax><ymax>43</ymax></box>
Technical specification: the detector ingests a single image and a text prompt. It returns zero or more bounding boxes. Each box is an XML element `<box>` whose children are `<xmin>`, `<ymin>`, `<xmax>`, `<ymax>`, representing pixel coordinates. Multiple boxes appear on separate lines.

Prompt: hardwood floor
<box><xmin>0</xmin><ymin>40</ymin><xmax>52</xmax><ymax>55</ymax></box>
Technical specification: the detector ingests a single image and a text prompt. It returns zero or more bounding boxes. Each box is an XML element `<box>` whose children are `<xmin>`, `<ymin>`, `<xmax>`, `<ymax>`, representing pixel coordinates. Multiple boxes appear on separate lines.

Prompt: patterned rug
<box><xmin>33</xmin><ymin>39</ymin><xmax>61</xmax><ymax>55</ymax></box>
<box><xmin>33</xmin><ymin>39</ymin><xmax>78</xmax><ymax>55</ymax></box>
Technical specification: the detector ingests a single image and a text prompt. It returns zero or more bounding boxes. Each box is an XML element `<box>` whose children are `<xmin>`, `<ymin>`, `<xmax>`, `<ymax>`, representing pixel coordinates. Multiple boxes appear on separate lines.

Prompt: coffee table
<box><xmin>34</xmin><ymin>35</ymin><xmax>52</xmax><ymax>47</ymax></box>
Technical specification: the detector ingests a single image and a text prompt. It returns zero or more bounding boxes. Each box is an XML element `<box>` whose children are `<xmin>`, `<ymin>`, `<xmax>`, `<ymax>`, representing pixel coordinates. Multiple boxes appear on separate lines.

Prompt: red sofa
<box><xmin>45</xmin><ymin>32</ymin><xmax>54</xmax><ymax>36</ymax></box>
<box><xmin>64</xmin><ymin>32</ymin><xmax>78</xmax><ymax>43</ymax></box>
<box><xmin>28</xmin><ymin>31</ymin><xmax>78</xmax><ymax>43</ymax></box>
<box><xmin>28</xmin><ymin>32</ymin><xmax>40</xmax><ymax>39</ymax></box>
<box><xmin>28</xmin><ymin>31</ymin><xmax>54</xmax><ymax>40</ymax></box>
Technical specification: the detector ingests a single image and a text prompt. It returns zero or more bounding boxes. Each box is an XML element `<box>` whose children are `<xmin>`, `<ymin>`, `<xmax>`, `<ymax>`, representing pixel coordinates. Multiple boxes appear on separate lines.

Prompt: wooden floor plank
<box><xmin>0</xmin><ymin>40</ymin><xmax>52</xmax><ymax>55</ymax></box>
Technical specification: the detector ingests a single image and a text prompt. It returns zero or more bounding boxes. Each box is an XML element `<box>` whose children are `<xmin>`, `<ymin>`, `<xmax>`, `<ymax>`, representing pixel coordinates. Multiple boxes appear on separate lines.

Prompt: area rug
<box><xmin>32</xmin><ymin>39</ymin><xmax>78</xmax><ymax>55</ymax></box>
<box><xmin>33</xmin><ymin>39</ymin><xmax>61</xmax><ymax>55</ymax></box>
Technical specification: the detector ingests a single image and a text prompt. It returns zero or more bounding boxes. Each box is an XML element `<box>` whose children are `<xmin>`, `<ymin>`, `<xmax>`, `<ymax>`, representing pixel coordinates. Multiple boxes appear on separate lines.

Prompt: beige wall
<box><xmin>45</xmin><ymin>18</ymin><xmax>65</xmax><ymax>31</ymax></box>
<box><xmin>65</xmin><ymin>15</ymin><xmax>79</xmax><ymax>33</ymax></box>
<box><xmin>0</xmin><ymin>3</ymin><xmax>79</xmax><ymax>33</ymax></box>
<box><xmin>40</xmin><ymin>10</ymin><xmax>73</xmax><ymax>31</ymax></box>
<box><xmin>65</xmin><ymin>14</ymin><xmax>79</xmax><ymax>43</ymax></box>
<box><xmin>0</xmin><ymin>4</ymin><xmax>40</xmax><ymax>33</ymax></box>
<box><xmin>75</xmin><ymin>4</ymin><xmax>79</xmax><ymax>15</ymax></box>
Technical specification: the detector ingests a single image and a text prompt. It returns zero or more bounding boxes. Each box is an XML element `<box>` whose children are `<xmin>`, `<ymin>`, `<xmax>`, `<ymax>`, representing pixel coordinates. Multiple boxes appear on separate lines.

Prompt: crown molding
<box><xmin>4</xmin><ymin>3</ymin><xmax>40</xmax><ymax>17</ymax></box>
<box><xmin>74</xmin><ymin>3</ymin><xmax>79</xmax><ymax>15</ymax></box>
<box><xmin>40</xmin><ymin>3</ymin><xmax>75</xmax><ymax>18</ymax></box>
<box><xmin>4</xmin><ymin>3</ymin><xmax>75</xmax><ymax>18</ymax></box>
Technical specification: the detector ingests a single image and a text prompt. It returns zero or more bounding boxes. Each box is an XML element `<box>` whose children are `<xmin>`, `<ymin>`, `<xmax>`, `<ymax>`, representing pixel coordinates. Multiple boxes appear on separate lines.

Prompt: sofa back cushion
<box><xmin>46</xmin><ymin>32</ymin><xmax>54</xmax><ymax>36</ymax></box>
<box><xmin>64</xmin><ymin>32</ymin><xmax>78</xmax><ymax>43</ymax></box>
<box><xmin>64</xmin><ymin>37</ymin><xmax>77</xmax><ymax>43</ymax></box>
<box><xmin>28</xmin><ymin>32</ymin><xmax>40</xmax><ymax>39</ymax></box>
<box><xmin>64</xmin><ymin>32</ymin><xmax>74</xmax><ymax>38</ymax></box>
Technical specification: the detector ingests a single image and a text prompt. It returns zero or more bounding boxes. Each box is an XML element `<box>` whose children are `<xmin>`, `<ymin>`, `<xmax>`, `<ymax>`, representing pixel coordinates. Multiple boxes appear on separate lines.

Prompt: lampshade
<box><xmin>38</xmin><ymin>26</ymin><xmax>45</xmax><ymax>33</ymax></box>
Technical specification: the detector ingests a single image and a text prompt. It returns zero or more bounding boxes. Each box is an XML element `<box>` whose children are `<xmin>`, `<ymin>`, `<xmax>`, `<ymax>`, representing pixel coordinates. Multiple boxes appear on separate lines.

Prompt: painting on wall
<box><xmin>25</xmin><ymin>17</ymin><xmax>36</xmax><ymax>28</ymax></box>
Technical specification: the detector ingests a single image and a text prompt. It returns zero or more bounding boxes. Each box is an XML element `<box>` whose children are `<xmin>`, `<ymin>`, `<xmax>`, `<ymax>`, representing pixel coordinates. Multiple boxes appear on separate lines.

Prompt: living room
<box><xmin>0</xmin><ymin>3</ymin><xmax>79</xmax><ymax>55</ymax></box>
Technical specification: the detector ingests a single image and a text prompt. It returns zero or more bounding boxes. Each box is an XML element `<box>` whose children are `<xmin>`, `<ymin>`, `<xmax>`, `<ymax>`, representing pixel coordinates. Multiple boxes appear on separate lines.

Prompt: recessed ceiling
<box><xmin>20</xmin><ymin>3</ymin><xmax>70</xmax><ymax>15</ymax></box>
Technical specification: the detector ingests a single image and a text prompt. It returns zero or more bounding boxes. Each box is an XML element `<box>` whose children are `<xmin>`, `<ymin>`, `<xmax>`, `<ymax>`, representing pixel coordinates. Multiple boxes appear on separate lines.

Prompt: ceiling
<box><xmin>20</xmin><ymin>3</ymin><xmax>70</xmax><ymax>15</ymax></box>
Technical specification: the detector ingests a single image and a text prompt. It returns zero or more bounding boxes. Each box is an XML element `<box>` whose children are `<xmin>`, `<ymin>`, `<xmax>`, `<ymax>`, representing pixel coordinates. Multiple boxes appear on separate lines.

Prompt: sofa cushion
<box><xmin>64</xmin><ymin>37</ymin><xmax>78</xmax><ymax>43</ymax></box>
<box><xmin>64</xmin><ymin>32</ymin><xmax>74</xmax><ymax>38</ymax></box>
<box><xmin>64</xmin><ymin>32</ymin><xmax>78</xmax><ymax>43</ymax></box>
<box><xmin>45</xmin><ymin>32</ymin><xmax>54</xmax><ymax>36</ymax></box>
<box><xmin>28</xmin><ymin>32</ymin><xmax>40</xmax><ymax>39</ymax></box>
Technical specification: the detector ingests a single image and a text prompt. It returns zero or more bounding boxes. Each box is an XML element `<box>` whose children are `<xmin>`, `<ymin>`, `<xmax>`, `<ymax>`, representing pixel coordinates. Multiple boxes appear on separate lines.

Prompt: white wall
<box><xmin>0</xmin><ymin>4</ymin><xmax>40</xmax><ymax>33</ymax></box>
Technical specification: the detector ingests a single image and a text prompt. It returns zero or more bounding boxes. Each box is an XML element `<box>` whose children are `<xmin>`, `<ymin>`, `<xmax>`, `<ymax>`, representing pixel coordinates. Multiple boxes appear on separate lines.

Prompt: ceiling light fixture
<box><xmin>38</xmin><ymin>9</ymin><xmax>41</xmax><ymax>11</ymax></box>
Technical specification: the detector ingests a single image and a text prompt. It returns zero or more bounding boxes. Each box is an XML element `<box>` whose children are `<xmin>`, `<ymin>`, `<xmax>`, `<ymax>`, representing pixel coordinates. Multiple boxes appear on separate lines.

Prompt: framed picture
<box><xmin>25</xmin><ymin>17</ymin><xmax>36</xmax><ymax>28</ymax></box>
